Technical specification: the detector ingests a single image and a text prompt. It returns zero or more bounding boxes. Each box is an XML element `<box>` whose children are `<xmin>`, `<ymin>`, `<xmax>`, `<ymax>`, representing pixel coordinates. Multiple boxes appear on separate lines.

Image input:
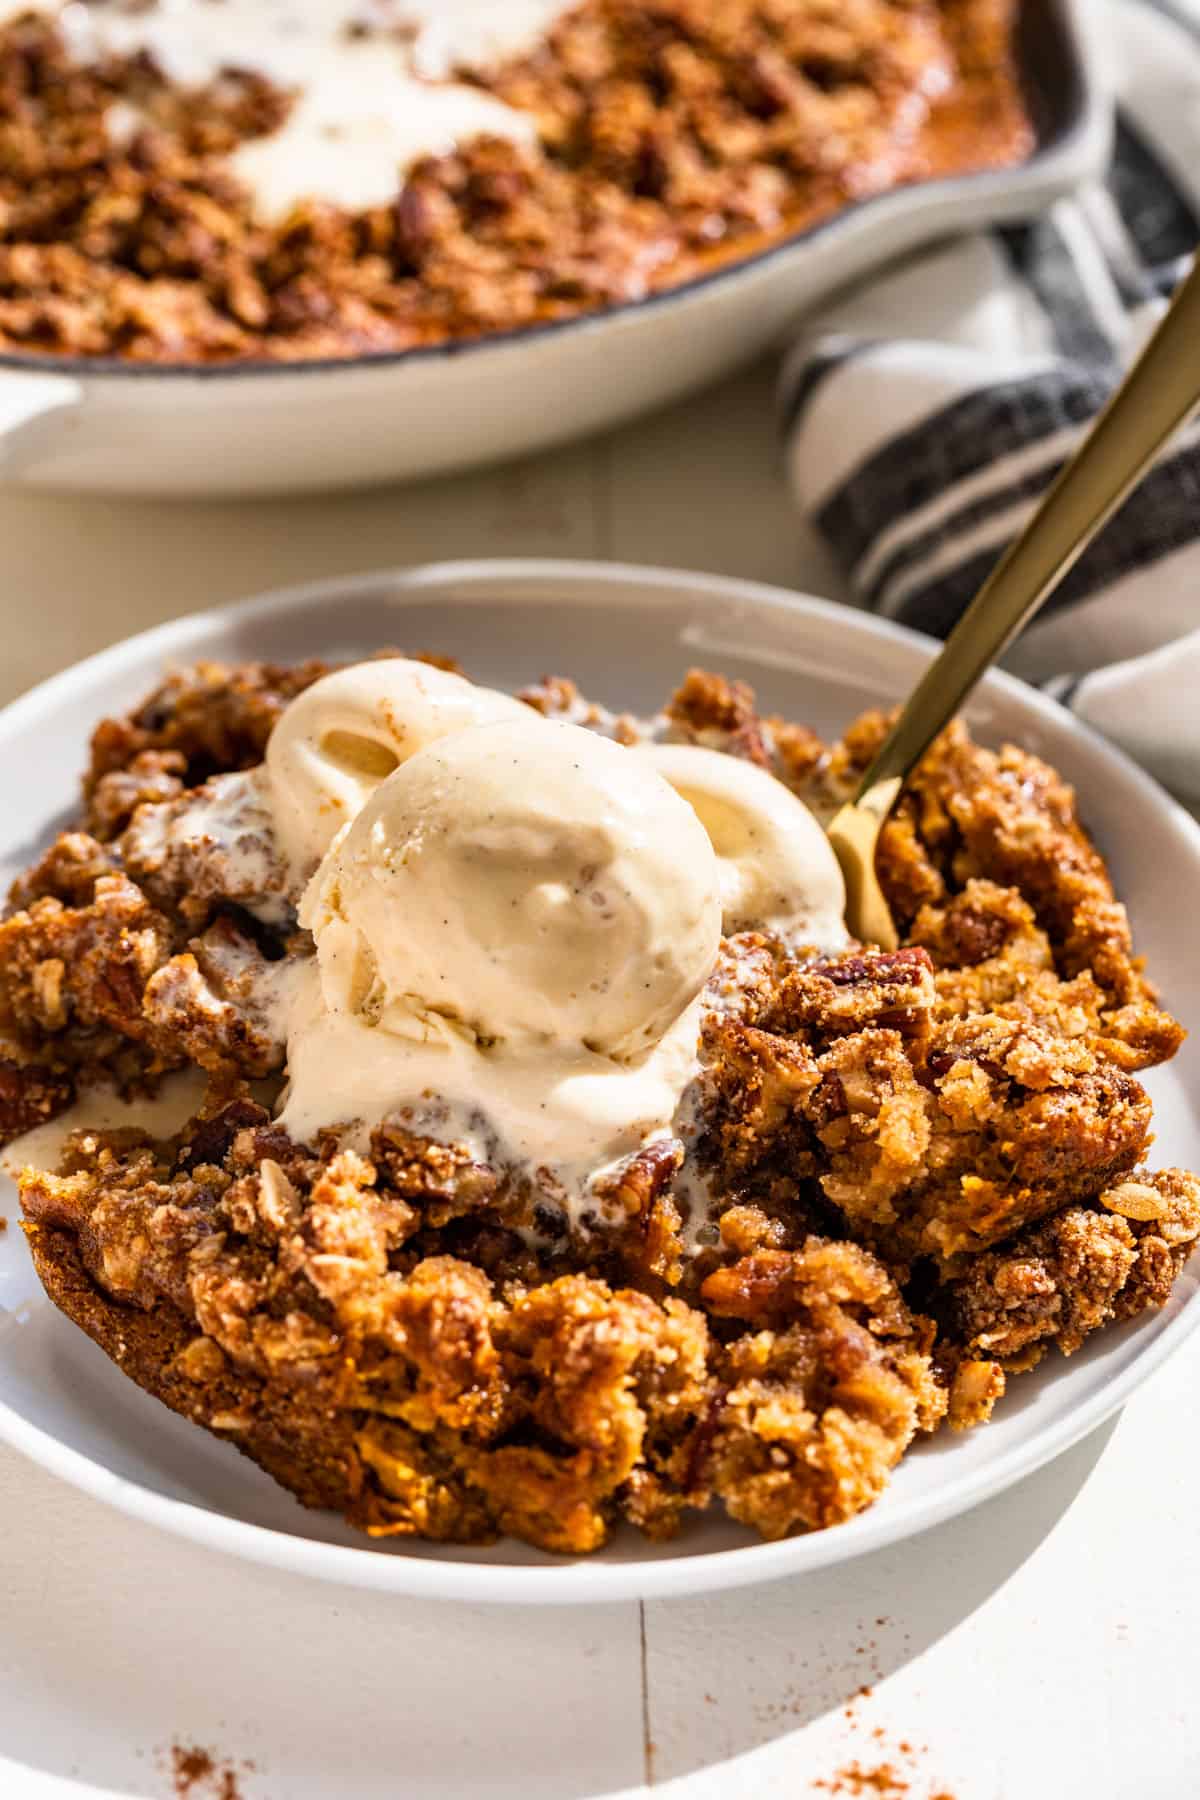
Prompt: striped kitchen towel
<box><xmin>781</xmin><ymin>0</ymin><xmax>1200</xmax><ymax>799</ymax></box>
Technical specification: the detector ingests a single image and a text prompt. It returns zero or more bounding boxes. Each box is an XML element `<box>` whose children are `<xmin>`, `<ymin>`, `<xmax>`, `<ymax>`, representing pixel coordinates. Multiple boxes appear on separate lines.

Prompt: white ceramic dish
<box><xmin>0</xmin><ymin>0</ymin><xmax>1108</xmax><ymax>498</ymax></box>
<box><xmin>3</xmin><ymin>558</ymin><xmax>1197</xmax><ymax>1606</ymax></box>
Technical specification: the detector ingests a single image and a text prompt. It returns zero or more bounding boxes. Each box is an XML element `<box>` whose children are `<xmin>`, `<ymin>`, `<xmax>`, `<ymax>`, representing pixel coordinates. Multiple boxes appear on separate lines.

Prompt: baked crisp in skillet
<box><xmin>4</xmin><ymin>658</ymin><xmax>1196</xmax><ymax>1554</ymax></box>
<box><xmin>0</xmin><ymin>0</ymin><xmax>1033</xmax><ymax>363</ymax></box>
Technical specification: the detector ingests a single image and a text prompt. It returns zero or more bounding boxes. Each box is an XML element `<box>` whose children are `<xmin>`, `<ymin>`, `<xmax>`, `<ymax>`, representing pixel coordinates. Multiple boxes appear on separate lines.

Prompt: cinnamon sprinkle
<box><xmin>169</xmin><ymin>1744</ymin><xmax>246</xmax><ymax>1800</ymax></box>
<box><xmin>814</xmin><ymin>1762</ymin><xmax>909</xmax><ymax>1797</ymax></box>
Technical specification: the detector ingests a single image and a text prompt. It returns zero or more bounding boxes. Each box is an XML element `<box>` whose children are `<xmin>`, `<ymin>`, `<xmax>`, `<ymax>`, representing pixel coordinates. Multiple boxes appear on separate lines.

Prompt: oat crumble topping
<box><xmin>3</xmin><ymin>653</ymin><xmax>1193</xmax><ymax>1554</ymax></box>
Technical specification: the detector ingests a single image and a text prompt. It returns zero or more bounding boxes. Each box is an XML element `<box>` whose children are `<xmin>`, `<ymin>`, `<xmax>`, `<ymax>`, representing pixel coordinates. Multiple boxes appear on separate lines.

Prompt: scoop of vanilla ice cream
<box><xmin>640</xmin><ymin>744</ymin><xmax>848</xmax><ymax>951</ymax></box>
<box><xmin>266</xmin><ymin>657</ymin><xmax>528</xmax><ymax>874</ymax></box>
<box><xmin>302</xmin><ymin>716</ymin><xmax>723</xmax><ymax>1059</ymax></box>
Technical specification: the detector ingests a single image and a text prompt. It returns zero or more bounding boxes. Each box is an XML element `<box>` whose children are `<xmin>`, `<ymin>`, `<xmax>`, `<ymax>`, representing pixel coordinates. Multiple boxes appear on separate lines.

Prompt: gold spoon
<box><xmin>828</xmin><ymin>253</ymin><xmax>1200</xmax><ymax>950</ymax></box>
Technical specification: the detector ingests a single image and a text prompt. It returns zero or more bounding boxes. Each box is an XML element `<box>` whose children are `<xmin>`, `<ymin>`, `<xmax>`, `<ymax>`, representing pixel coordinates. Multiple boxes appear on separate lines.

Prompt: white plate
<box><xmin>2</xmin><ymin>559</ymin><xmax>1197</xmax><ymax>1605</ymax></box>
<box><xmin>0</xmin><ymin>0</ymin><xmax>1107</xmax><ymax>496</ymax></box>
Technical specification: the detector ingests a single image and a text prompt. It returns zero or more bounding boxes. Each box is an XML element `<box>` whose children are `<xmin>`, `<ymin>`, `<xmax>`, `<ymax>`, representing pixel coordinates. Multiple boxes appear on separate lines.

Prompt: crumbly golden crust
<box><xmin>4</xmin><ymin>655</ymin><xmax>1195</xmax><ymax>1555</ymax></box>
<box><xmin>19</xmin><ymin>1102</ymin><xmax>935</xmax><ymax>1550</ymax></box>
<box><xmin>84</xmin><ymin>659</ymin><xmax>336</xmax><ymax>822</ymax></box>
<box><xmin>950</xmin><ymin>1170</ymin><xmax>1200</xmax><ymax>1365</ymax></box>
<box><xmin>698</xmin><ymin>948</ymin><xmax>1155</xmax><ymax>1269</ymax></box>
<box><xmin>697</xmin><ymin>1241</ymin><xmax>945</xmax><ymax>1538</ymax></box>
<box><xmin>0</xmin><ymin>0</ymin><xmax>1032</xmax><ymax>363</ymax></box>
<box><xmin>0</xmin><ymin>864</ymin><xmax>287</xmax><ymax>1087</ymax></box>
<box><xmin>814</xmin><ymin>712</ymin><xmax>1181</xmax><ymax>1068</ymax></box>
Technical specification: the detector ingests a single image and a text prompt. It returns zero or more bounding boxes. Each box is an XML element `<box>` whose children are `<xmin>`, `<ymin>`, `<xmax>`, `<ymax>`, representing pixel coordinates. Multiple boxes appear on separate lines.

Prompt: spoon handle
<box><xmin>855</xmin><ymin>252</ymin><xmax>1200</xmax><ymax>800</ymax></box>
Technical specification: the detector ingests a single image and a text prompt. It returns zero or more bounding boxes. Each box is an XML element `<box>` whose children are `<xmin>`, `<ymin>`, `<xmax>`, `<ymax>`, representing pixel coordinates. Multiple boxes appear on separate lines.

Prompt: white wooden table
<box><xmin>1</xmin><ymin>359</ymin><xmax>1197</xmax><ymax>1800</ymax></box>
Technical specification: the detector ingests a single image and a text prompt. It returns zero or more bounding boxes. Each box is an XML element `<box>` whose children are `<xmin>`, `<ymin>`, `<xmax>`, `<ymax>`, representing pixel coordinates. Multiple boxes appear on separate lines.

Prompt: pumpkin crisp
<box><xmin>0</xmin><ymin>0</ymin><xmax>1032</xmax><ymax>363</ymax></box>
<box><xmin>2</xmin><ymin>656</ymin><xmax>1195</xmax><ymax>1553</ymax></box>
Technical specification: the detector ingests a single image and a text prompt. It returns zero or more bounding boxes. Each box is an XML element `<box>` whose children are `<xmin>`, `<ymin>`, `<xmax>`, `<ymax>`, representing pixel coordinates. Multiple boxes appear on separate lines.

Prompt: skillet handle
<box><xmin>0</xmin><ymin>371</ymin><xmax>82</xmax><ymax>480</ymax></box>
